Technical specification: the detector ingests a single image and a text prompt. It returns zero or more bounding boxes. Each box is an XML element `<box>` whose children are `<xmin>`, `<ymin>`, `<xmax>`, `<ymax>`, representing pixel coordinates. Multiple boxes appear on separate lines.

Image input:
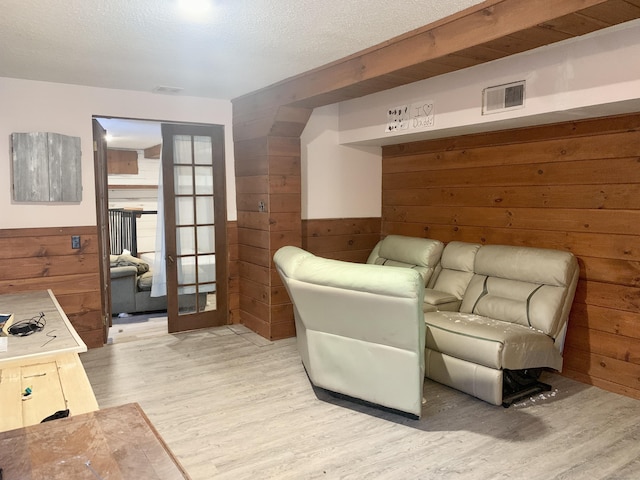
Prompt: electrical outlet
<box><xmin>71</xmin><ymin>235</ymin><xmax>81</xmax><ymax>249</ymax></box>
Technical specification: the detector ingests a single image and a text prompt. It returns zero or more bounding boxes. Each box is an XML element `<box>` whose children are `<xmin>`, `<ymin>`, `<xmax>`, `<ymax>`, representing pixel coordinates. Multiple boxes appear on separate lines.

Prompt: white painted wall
<box><xmin>338</xmin><ymin>20</ymin><xmax>640</xmax><ymax>146</ymax></box>
<box><xmin>0</xmin><ymin>77</ymin><xmax>236</xmax><ymax>229</ymax></box>
<box><xmin>301</xmin><ymin>104</ymin><xmax>381</xmax><ymax>219</ymax></box>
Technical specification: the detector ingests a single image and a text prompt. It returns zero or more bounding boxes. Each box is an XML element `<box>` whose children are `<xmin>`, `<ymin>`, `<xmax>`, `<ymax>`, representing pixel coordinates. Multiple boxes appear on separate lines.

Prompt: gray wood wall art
<box><xmin>11</xmin><ymin>132</ymin><xmax>82</xmax><ymax>202</ymax></box>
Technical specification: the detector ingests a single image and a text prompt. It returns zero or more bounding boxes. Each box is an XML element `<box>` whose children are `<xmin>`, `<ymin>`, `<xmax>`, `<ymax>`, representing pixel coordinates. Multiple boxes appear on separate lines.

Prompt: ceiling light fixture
<box><xmin>177</xmin><ymin>0</ymin><xmax>214</xmax><ymax>21</ymax></box>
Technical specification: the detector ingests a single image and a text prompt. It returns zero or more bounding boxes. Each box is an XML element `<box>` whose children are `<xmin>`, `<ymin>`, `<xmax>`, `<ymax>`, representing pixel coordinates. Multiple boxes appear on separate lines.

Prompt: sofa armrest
<box><xmin>110</xmin><ymin>265</ymin><xmax>138</xmax><ymax>279</ymax></box>
<box><xmin>424</xmin><ymin>289</ymin><xmax>458</xmax><ymax>305</ymax></box>
<box><xmin>110</xmin><ymin>266</ymin><xmax>138</xmax><ymax>314</ymax></box>
<box><xmin>423</xmin><ymin>289</ymin><xmax>462</xmax><ymax>312</ymax></box>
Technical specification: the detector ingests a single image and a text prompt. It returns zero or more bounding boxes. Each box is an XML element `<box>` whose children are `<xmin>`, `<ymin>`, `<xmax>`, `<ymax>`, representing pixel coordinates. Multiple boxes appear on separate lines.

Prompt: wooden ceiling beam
<box><xmin>233</xmin><ymin>0</ymin><xmax>640</xmax><ymax>115</ymax></box>
<box><xmin>143</xmin><ymin>144</ymin><xmax>161</xmax><ymax>159</ymax></box>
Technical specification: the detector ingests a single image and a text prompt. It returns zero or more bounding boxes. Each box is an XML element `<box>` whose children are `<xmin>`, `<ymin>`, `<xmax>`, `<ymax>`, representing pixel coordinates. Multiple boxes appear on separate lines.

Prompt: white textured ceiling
<box><xmin>1</xmin><ymin>0</ymin><xmax>484</xmax><ymax>100</ymax></box>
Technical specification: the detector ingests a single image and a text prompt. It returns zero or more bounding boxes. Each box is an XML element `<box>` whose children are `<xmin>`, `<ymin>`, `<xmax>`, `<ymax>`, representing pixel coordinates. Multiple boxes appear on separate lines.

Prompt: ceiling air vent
<box><xmin>152</xmin><ymin>85</ymin><xmax>184</xmax><ymax>95</ymax></box>
<box><xmin>482</xmin><ymin>80</ymin><xmax>525</xmax><ymax>115</ymax></box>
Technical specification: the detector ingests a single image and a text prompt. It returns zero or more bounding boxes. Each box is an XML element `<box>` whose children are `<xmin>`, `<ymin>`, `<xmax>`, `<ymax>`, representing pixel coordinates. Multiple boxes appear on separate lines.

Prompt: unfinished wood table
<box><xmin>0</xmin><ymin>402</ymin><xmax>191</xmax><ymax>479</ymax></box>
<box><xmin>0</xmin><ymin>290</ymin><xmax>98</xmax><ymax>432</ymax></box>
<box><xmin>0</xmin><ymin>289</ymin><xmax>87</xmax><ymax>364</ymax></box>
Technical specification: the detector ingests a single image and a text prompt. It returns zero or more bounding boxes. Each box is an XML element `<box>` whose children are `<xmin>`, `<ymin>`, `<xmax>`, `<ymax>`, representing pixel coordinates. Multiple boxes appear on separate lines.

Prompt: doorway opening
<box><xmin>93</xmin><ymin>117</ymin><xmax>228</xmax><ymax>342</ymax></box>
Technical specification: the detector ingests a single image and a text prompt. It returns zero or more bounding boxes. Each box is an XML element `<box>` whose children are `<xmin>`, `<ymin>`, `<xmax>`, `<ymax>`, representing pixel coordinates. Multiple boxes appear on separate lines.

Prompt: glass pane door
<box><xmin>161</xmin><ymin>124</ymin><xmax>227</xmax><ymax>332</ymax></box>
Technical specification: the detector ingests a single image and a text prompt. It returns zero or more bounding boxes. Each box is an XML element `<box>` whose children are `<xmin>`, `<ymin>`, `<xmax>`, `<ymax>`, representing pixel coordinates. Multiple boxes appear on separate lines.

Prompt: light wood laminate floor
<box><xmin>81</xmin><ymin>326</ymin><xmax>640</xmax><ymax>480</ymax></box>
<box><xmin>108</xmin><ymin>312</ymin><xmax>170</xmax><ymax>344</ymax></box>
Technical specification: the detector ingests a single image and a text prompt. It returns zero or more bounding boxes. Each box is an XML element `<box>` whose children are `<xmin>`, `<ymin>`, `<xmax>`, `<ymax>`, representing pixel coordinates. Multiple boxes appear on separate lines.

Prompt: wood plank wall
<box><xmin>0</xmin><ymin>226</ymin><xmax>103</xmax><ymax>348</ymax></box>
<box><xmin>0</xmin><ymin>222</ymin><xmax>239</xmax><ymax>348</ymax></box>
<box><xmin>227</xmin><ymin>221</ymin><xmax>240</xmax><ymax>325</ymax></box>
<box><xmin>302</xmin><ymin>218</ymin><xmax>381</xmax><ymax>263</ymax></box>
<box><xmin>233</xmin><ymin>105</ymin><xmax>312</xmax><ymax>341</ymax></box>
<box><xmin>247</xmin><ymin>217</ymin><xmax>381</xmax><ymax>339</ymax></box>
<box><xmin>234</xmin><ymin>136</ymin><xmax>303</xmax><ymax>340</ymax></box>
<box><xmin>381</xmin><ymin>112</ymin><xmax>640</xmax><ymax>400</ymax></box>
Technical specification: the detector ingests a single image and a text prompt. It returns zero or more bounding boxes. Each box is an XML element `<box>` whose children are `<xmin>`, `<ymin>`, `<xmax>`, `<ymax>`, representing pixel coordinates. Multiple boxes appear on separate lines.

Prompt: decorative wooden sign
<box><xmin>11</xmin><ymin>132</ymin><xmax>82</xmax><ymax>203</ymax></box>
<box><xmin>386</xmin><ymin>100</ymin><xmax>435</xmax><ymax>133</ymax></box>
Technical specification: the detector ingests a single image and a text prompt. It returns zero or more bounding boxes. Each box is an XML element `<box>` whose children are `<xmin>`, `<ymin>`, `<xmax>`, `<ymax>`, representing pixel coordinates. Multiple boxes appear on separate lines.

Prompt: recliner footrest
<box><xmin>501</xmin><ymin>381</ymin><xmax>552</xmax><ymax>407</ymax></box>
<box><xmin>501</xmin><ymin>368</ymin><xmax>551</xmax><ymax>407</ymax></box>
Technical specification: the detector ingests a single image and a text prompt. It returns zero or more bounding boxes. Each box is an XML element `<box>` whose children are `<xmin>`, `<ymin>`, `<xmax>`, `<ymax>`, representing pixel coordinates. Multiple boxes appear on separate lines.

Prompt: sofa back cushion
<box><xmin>366</xmin><ymin>235</ymin><xmax>444</xmax><ymax>286</ymax></box>
<box><xmin>459</xmin><ymin>245</ymin><xmax>579</xmax><ymax>339</ymax></box>
<box><xmin>431</xmin><ymin>241</ymin><xmax>481</xmax><ymax>301</ymax></box>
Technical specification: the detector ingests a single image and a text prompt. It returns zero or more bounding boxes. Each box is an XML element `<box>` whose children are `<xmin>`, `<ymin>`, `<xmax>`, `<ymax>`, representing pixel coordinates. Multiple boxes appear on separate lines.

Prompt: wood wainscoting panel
<box><xmin>0</xmin><ymin>226</ymin><xmax>103</xmax><ymax>348</ymax></box>
<box><xmin>381</xmin><ymin>112</ymin><xmax>640</xmax><ymax>400</ymax></box>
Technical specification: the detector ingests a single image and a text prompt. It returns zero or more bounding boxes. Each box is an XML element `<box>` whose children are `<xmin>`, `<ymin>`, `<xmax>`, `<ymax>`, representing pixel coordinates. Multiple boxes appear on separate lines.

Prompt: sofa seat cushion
<box><xmin>425</xmin><ymin>311</ymin><xmax>563</xmax><ymax>371</ymax></box>
<box><xmin>137</xmin><ymin>271</ymin><xmax>154</xmax><ymax>291</ymax></box>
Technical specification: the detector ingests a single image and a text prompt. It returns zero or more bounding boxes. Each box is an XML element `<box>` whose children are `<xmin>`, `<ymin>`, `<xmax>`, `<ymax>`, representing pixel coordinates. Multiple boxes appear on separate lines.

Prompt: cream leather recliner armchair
<box><xmin>274</xmin><ymin>246</ymin><xmax>427</xmax><ymax>418</ymax></box>
<box><xmin>424</xmin><ymin>244</ymin><xmax>579</xmax><ymax>406</ymax></box>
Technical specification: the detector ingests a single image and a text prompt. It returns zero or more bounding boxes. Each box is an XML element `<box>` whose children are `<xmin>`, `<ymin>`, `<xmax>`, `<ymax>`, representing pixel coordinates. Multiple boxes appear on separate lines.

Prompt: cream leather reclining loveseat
<box><xmin>275</xmin><ymin>236</ymin><xmax>579</xmax><ymax>416</ymax></box>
